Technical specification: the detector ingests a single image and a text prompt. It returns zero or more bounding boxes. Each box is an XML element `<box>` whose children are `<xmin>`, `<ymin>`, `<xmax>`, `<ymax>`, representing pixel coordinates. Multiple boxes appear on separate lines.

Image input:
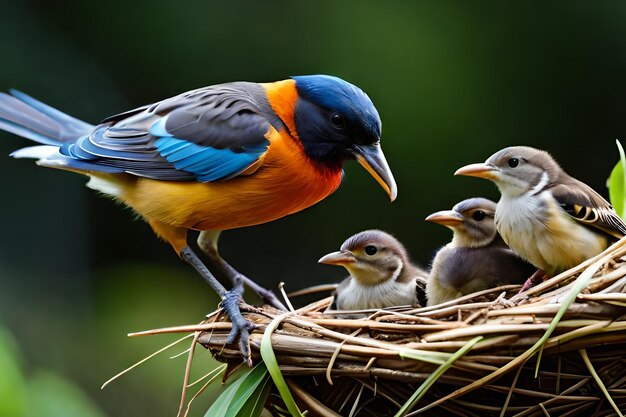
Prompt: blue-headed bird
<box><xmin>0</xmin><ymin>75</ymin><xmax>397</xmax><ymax>364</ymax></box>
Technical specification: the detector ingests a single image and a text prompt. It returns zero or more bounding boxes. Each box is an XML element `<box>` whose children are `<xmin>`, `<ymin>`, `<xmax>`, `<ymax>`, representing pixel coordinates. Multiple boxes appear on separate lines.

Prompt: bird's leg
<box><xmin>179</xmin><ymin>245</ymin><xmax>254</xmax><ymax>366</ymax></box>
<box><xmin>147</xmin><ymin>220</ymin><xmax>254</xmax><ymax>365</ymax></box>
<box><xmin>197</xmin><ymin>230</ymin><xmax>288</xmax><ymax>311</ymax></box>
<box><xmin>519</xmin><ymin>269</ymin><xmax>549</xmax><ymax>293</ymax></box>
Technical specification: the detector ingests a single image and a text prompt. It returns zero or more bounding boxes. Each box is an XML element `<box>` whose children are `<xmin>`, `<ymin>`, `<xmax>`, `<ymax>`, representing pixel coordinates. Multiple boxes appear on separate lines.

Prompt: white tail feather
<box><xmin>10</xmin><ymin>145</ymin><xmax>59</xmax><ymax>160</ymax></box>
<box><xmin>11</xmin><ymin>145</ymin><xmax>123</xmax><ymax>197</ymax></box>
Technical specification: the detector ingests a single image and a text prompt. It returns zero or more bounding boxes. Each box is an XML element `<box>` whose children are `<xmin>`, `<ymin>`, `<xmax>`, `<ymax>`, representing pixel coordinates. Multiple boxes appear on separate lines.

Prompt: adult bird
<box><xmin>425</xmin><ymin>197</ymin><xmax>535</xmax><ymax>305</ymax></box>
<box><xmin>0</xmin><ymin>75</ymin><xmax>397</xmax><ymax>364</ymax></box>
<box><xmin>318</xmin><ymin>230</ymin><xmax>427</xmax><ymax>309</ymax></box>
<box><xmin>454</xmin><ymin>146</ymin><xmax>626</xmax><ymax>290</ymax></box>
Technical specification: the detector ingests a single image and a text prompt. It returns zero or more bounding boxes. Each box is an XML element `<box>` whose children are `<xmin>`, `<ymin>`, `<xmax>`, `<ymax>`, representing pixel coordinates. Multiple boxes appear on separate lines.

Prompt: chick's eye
<box><xmin>330</xmin><ymin>113</ymin><xmax>345</xmax><ymax>130</ymax></box>
<box><xmin>508</xmin><ymin>158</ymin><xmax>519</xmax><ymax>168</ymax></box>
<box><xmin>364</xmin><ymin>245</ymin><xmax>377</xmax><ymax>256</ymax></box>
<box><xmin>472</xmin><ymin>210</ymin><xmax>486</xmax><ymax>221</ymax></box>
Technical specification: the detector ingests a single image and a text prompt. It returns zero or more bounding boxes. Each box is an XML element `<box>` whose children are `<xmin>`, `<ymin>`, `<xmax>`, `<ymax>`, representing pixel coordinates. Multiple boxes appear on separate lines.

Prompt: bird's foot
<box><xmin>222</xmin><ymin>289</ymin><xmax>256</xmax><ymax>366</ymax></box>
<box><xmin>519</xmin><ymin>269</ymin><xmax>548</xmax><ymax>293</ymax></box>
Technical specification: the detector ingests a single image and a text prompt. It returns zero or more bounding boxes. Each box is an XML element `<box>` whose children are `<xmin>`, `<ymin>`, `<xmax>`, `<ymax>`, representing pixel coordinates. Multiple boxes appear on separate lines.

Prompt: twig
<box><xmin>101</xmin><ymin>333</ymin><xmax>194</xmax><ymax>389</ymax></box>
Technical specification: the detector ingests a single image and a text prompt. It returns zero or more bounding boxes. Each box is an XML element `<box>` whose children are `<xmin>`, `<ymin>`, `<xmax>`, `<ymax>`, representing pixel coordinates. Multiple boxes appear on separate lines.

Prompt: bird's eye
<box><xmin>330</xmin><ymin>113</ymin><xmax>345</xmax><ymax>130</ymax></box>
<box><xmin>508</xmin><ymin>158</ymin><xmax>519</xmax><ymax>168</ymax></box>
<box><xmin>364</xmin><ymin>245</ymin><xmax>377</xmax><ymax>255</ymax></box>
<box><xmin>472</xmin><ymin>210</ymin><xmax>486</xmax><ymax>221</ymax></box>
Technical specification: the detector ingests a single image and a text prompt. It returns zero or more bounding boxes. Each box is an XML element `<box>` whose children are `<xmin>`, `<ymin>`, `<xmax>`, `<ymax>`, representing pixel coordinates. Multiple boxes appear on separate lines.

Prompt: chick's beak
<box><xmin>454</xmin><ymin>163</ymin><xmax>498</xmax><ymax>180</ymax></box>
<box><xmin>352</xmin><ymin>144</ymin><xmax>398</xmax><ymax>202</ymax></box>
<box><xmin>425</xmin><ymin>210</ymin><xmax>464</xmax><ymax>226</ymax></box>
<box><xmin>318</xmin><ymin>250</ymin><xmax>357</xmax><ymax>266</ymax></box>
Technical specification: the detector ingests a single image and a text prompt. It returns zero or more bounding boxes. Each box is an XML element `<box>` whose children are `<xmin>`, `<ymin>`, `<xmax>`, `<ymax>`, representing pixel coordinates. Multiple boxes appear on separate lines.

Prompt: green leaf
<box><xmin>260</xmin><ymin>314</ymin><xmax>305</xmax><ymax>417</ymax></box>
<box><xmin>0</xmin><ymin>328</ymin><xmax>26</xmax><ymax>417</ymax></box>
<box><xmin>225</xmin><ymin>362</ymin><xmax>270</xmax><ymax>417</ymax></box>
<box><xmin>205</xmin><ymin>371</ymin><xmax>248</xmax><ymax>417</ymax></box>
<box><xmin>394</xmin><ymin>336</ymin><xmax>482</xmax><ymax>417</ymax></box>
<box><xmin>235</xmin><ymin>373</ymin><xmax>272</xmax><ymax>417</ymax></box>
<box><xmin>607</xmin><ymin>139</ymin><xmax>626</xmax><ymax>219</ymax></box>
<box><xmin>205</xmin><ymin>362</ymin><xmax>271</xmax><ymax>417</ymax></box>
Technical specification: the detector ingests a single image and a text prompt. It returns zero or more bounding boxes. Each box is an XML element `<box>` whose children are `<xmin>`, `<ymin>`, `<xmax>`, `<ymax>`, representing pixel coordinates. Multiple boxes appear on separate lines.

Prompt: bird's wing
<box><xmin>550</xmin><ymin>181</ymin><xmax>626</xmax><ymax>238</ymax></box>
<box><xmin>56</xmin><ymin>83</ymin><xmax>273</xmax><ymax>182</ymax></box>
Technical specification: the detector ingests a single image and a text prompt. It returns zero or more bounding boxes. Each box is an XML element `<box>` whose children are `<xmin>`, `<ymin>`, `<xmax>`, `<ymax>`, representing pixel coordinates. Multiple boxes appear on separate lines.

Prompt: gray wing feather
<box><xmin>155</xmin><ymin>83</ymin><xmax>272</xmax><ymax>149</ymax></box>
<box><xmin>61</xmin><ymin>82</ymin><xmax>274</xmax><ymax>181</ymax></box>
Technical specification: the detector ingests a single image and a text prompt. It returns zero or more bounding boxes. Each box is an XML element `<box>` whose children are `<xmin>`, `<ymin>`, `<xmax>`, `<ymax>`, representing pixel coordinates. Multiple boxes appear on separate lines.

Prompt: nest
<box><xmin>140</xmin><ymin>239</ymin><xmax>626</xmax><ymax>417</ymax></box>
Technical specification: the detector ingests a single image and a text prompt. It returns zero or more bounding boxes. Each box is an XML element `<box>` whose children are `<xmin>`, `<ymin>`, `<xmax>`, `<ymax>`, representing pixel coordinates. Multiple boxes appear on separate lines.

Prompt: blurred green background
<box><xmin>1</xmin><ymin>1</ymin><xmax>626</xmax><ymax>415</ymax></box>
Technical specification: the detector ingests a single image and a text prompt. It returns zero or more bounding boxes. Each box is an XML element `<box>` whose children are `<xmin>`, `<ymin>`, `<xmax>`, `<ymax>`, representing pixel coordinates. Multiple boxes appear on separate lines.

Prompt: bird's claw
<box><xmin>222</xmin><ymin>289</ymin><xmax>256</xmax><ymax>366</ymax></box>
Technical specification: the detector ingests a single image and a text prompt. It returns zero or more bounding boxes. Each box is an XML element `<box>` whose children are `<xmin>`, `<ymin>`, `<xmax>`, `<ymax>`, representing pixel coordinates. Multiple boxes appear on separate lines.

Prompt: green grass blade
<box><xmin>398</xmin><ymin>349</ymin><xmax>449</xmax><ymax>365</ymax></box>
<box><xmin>394</xmin><ymin>336</ymin><xmax>482</xmax><ymax>417</ymax></box>
<box><xmin>260</xmin><ymin>314</ymin><xmax>305</xmax><ymax>417</ymax></box>
<box><xmin>534</xmin><ymin>257</ymin><xmax>605</xmax><ymax>377</ymax></box>
<box><xmin>579</xmin><ymin>349</ymin><xmax>624</xmax><ymax>417</ymax></box>
<box><xmin>607</xmin><ymin>139</ymin><xmax>626</xmax><ymax>219</ymax></box>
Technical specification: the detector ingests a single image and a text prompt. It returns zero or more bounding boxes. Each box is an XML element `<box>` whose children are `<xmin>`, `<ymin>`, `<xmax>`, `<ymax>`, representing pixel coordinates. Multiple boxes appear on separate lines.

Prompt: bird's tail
<box><xmin>0</xmin><ymin>89</ymin><xmax>94</xmax><ymax>146</ymax></box>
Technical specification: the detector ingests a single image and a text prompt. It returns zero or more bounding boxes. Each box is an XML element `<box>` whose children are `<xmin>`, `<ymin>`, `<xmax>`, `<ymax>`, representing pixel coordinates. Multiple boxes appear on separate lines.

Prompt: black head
<box><xmin>292</xmin><ymin>75</ymin><xmax>380</xmax><ymax>162</ymax></box>
<box><xmin>292</xmin><ymin>75</ymin><xmax>396</xmax><ymax>200</ymax></box>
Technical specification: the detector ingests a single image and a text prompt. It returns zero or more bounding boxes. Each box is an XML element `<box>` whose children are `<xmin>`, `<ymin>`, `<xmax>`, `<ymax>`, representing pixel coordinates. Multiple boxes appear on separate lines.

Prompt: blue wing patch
<box><xmin>154</xmin><ymin>137</ymin><xmax>268</xmax><ymax>182</ymax></box>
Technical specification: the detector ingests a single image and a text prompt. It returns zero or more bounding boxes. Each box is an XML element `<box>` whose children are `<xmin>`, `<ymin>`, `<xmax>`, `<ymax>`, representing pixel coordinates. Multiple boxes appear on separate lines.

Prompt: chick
<box><xmin>319</xmin><ymin>230</ymin><xmax>427</xmax><ymax>309</ymax></box>
<box><xmin>426</xmin><ymin>198</ymin><xmax>535</xmax><ymax>305</ymax></box>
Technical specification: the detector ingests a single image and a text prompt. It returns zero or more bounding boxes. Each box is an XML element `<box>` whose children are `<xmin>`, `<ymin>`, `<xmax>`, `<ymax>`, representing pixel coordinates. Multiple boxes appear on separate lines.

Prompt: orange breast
<box><xmin>122</xmin><ymin>127</ymin><xmax>343</xmax><ymax>231</ymax></box>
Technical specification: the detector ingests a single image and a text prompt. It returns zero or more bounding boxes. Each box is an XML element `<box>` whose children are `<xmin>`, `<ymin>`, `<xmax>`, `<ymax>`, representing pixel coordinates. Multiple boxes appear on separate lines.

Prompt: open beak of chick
<box><xmin>352</xmin><ymin>144</ymin><xmax>398</xmax><ymax>202</ymax></box>
<box><xmin>454</xmin><ymin>163</ymin><xmax>498</xmax><ymax>180</ymax></box>
<box><xmin>425</xmin><ymin>210</ymin><xmax>464</xmax><ymax>227</ymax></box>
<box><xmin>318</xmin><ymin>250</ymin><xmax>357</xmax><ymax>266</ymax></box>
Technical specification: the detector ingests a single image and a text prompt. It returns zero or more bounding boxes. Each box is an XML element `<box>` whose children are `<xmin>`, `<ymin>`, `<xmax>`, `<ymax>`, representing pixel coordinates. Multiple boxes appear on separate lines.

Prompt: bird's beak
<box><xmin>352</xmin><ymin>144</ymin><xmax>398</xmax><ymax>202</ymax></box>
<box><xmin>454</xmin><ymin>163</ymin><xmax>498</xmax><ymax>180</ymax></box>
<box><xmin>425</xmin><ymin>210</ymin><xmax>464</xmax><ymax>226</ymax></box>
<box><xmin>318</xmin><ymin>250</ymin><xmax>357</xmax><ymax>266</ymax></box>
